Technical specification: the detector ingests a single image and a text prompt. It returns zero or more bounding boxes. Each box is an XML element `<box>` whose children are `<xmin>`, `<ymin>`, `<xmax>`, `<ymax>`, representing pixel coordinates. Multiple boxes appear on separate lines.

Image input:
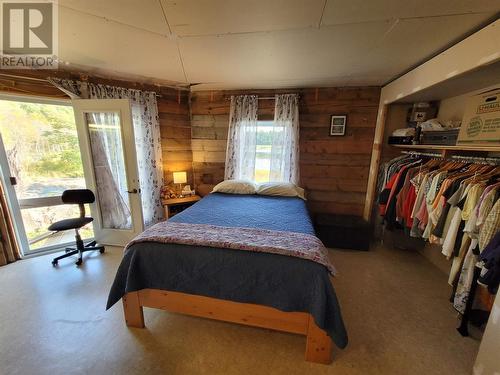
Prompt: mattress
<box><xmin>106</xmin><ymin>193</ymin><xmax>348</xmax><ymax>348</ymax></box>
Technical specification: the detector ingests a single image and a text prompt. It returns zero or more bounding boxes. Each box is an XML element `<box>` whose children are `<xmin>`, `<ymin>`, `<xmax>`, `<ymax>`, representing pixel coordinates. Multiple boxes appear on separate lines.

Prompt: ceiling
<box><xmin>57</xmin><ymin>0</ymin><xmax>500</xmax><ymax>90</ymax></box>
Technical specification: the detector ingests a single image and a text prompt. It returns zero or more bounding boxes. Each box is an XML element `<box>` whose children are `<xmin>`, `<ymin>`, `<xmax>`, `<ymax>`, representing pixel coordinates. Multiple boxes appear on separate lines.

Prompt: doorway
<box><xmin>72</xmin><ymin>99</ymin><xmax>144</xmax><ymax>246</ymax></box>
<box><xmin>0</xmin><ymin>96</ymin><xmax>93</xmax><ymax>254</ymax></box>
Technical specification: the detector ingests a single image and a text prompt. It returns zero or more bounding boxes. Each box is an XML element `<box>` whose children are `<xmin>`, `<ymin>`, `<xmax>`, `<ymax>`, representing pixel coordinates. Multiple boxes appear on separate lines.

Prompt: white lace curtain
<box><xmin>224</xmin><ymin>94</ymin><xmax>300</xmax><ymax>184</ymax></box>
<box><xmin>87</xmin><ymin>112</ymin><xmax>131</xmax><ymax>229</ymax></box>
<box><xmin>272</xmin><ymin>94</ymin><xmax>300</xmax><ymax>184</ymax></box>
<box><xmin>48</xmin><ymin>78</ymin><xmax>164</xmax><ymax>227</ymax></box>
<box><xmin>224</xmin><ymin>95</ymin><xmax>258</xmax><ymax>180</ymax></box>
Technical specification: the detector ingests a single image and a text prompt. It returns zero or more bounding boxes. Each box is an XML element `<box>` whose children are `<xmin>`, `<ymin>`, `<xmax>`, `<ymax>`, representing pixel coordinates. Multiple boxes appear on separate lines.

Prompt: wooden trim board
<box><xmin>122</xmin><ymin>289</ymin><xmax>332</xmax><ymax>364</ymax></box>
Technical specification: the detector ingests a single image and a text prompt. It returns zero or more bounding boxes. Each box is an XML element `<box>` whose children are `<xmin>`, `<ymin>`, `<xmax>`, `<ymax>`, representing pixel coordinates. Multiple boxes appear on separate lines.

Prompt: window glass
<box><xmin>0</xmin><ymin>100</ymin><xmax>85</xmax><ymax>199</ymax></box>
<box><xmin>0</xmin><ymin>99</ymin><xmax>90</xmax><ymax>252</ymax></box>
<box><xmin>254</xmin><ymin>120</ymin><xmax>285</xmax><ymax>183</ymax></box>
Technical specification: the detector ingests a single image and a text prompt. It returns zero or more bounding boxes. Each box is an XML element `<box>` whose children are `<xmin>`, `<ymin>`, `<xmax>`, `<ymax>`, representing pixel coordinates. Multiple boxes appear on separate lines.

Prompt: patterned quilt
<box><xmin>126</xmin><ymin>221</ymin><xmax>336</xmax><ymax>275</ymax></box>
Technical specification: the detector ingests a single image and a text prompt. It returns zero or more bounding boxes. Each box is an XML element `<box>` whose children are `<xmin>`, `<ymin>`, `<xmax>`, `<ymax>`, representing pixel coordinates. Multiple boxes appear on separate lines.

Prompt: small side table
<box><xmin>162</xmin><ymin>195</ymin><xmax>201</xmax><ymax>220</ymax></box>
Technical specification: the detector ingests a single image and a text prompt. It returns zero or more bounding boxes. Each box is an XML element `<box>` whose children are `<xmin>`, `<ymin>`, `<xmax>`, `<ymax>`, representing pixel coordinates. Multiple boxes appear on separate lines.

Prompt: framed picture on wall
<box><xmin>330</xmin><ymin>115</ymin><xmax>347</xmax><ymax>136</ymax></box>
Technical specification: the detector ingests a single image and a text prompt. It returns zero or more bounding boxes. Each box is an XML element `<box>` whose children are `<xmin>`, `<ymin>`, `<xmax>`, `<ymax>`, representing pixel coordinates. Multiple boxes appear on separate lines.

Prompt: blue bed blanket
<box><xmin>106</xmin><ymin>193</ymin><xmax>348</xmax><ymax>349</ymax></box>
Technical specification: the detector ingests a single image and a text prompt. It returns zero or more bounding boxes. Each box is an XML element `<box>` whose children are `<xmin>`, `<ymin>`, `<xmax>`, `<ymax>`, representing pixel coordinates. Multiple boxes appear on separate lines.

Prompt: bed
<box><xmin>106</xmin><ymin>193</ymin><xmax>348</xmax><ymax>364</ymax></box>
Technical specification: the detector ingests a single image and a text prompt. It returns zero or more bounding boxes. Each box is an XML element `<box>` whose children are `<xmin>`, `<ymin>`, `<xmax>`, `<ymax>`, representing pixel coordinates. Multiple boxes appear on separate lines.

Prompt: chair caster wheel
<box><xmin>75</xmin><ymin>259</ymin><xmax>82</xmax><ymax>266</ymax></box>
<box><xmin>52</xmin><ymin>260</ymin><xmax>58</xmax><ymax>267</ymax></box>
<box><xmin>99</xmin><ymin>248</ymin><xmax>105</xmax><ymax>254</ymax></box>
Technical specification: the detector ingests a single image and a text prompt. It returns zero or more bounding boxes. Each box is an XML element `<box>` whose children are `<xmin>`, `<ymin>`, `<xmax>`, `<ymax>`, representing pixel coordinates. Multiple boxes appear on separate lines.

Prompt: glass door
<box><xmin>72</xmin><ymin>99</ymin><xmax>143</xmax><ymax>246</ymax></box>
<box><xmin>0</xmin><ymin>96</ymin><xmax>93</xmax><ymax>254</ymax></box>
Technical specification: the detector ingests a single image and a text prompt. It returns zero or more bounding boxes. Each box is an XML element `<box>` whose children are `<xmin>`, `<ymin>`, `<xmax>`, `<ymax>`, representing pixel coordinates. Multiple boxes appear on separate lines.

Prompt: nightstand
<box><xmin>162</xmin><ymin>195</ymin><xmax>201</xmax><ymax>219</ymax></box>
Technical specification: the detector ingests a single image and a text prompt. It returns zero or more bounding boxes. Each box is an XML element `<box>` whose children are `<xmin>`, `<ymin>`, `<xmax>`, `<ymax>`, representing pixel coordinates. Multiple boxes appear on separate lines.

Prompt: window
<box><xmin>254</xmin><ymin>120</ymin><xmax>285</xmax><ymax>183</ymax></box>
<box><xmin>0</xmin><ymin>98</ymin><xmax>93</xmax><ymax>252</ymax></box>
<box><xmin>225</xmin><ymin>94</ymin><xmax>299</xmax><ymax>184</ymax></box>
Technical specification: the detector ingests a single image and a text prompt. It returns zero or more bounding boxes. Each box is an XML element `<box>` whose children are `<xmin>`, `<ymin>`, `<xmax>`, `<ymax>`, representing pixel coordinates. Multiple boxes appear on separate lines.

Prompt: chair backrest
<box><xmin>62</xmin><ymin>189</ymin><xmax>95</xmax><ymax>218</ymax></box>
<box><xmin>62</xmin><ymin>189</ymin><xmax>95</xmax><ymax>204</ymax></box>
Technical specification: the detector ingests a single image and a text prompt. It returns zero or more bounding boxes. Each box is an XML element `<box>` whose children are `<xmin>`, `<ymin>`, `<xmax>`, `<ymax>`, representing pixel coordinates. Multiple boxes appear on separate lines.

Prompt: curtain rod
<box><xmin>401</xmin><ymin>150</ymin><xmax>500</xmax><ymax>164</ymax></box>
<box><xmin>0</xmin><ymin>72</ymin><xmax>177</xmax><ymax>98</ymax></box>
<box><xmin>224</xmin><ymin>95</ymin><xmax>301</xmax><ymax>101</ymax></box>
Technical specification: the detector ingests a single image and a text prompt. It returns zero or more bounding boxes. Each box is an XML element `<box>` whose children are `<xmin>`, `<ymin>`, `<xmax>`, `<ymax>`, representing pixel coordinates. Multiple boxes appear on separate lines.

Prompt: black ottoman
<box><xmin>315</xmin><ymin>214</ymin><xmax>371</xmax><ymax>251</ymax></box>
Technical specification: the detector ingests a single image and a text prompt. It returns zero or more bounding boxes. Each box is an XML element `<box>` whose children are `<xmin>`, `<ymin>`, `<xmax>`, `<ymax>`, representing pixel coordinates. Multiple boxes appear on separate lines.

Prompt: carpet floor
<box><xmin>0</xmin><ymin>244</ymin><xmax>480</xmax><ymax>375</ymax></box>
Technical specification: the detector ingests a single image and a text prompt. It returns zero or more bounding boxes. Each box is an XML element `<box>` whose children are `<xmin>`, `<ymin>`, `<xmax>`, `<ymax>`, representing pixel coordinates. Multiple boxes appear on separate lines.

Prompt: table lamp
<box><xmin>173</xmin><ymin>171</ymin><xmax>187</xmax><ymax>197</ymax></box>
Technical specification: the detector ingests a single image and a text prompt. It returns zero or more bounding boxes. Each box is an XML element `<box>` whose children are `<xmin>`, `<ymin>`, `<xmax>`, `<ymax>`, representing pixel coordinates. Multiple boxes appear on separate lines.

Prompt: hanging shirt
<box><xmin>477</xmin><ymin>185</ymin><xmax>500</xmax><ymax>227</ymax></box>
<box><xmin>423</xmin><ymin>172</ymin><xmax>448</xmax><ymax>239</ymax></box>
<box><xmin>432</xmin><ymin>177</ymin><xmax>466</xmax><ymax>239</ymax></box>
<box><xmin>479</xmin><ymin>231</ymin><xmax>500</xmax><ymax>294</ymax></box>
<box><xmin>453</xmin><ymin>237</ymin><xmax>479</xmax><ymax>314</ymax></box>
<box><xmin>442</xmin><ymin>183</ymin><xmax>472</xmax><ymax>258</ymax></box>
<box><xmin>461</xmin><ymin>184</ymin><xmax>486</xmax><ymax>221</ymax></box>
<box><xmin>479</xmin><ymin>198</ymin><xmax>500</xmax><ymax>251</ymax></box>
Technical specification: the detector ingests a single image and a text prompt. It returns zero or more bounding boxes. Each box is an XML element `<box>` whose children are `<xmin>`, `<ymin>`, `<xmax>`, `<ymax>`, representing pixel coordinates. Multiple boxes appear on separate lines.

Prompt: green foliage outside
<box><xmin>0</xmin><ymin>100</ymin><xmax>83</xmax><ymax>180</ymax></box>
<box><xmin>256</xmin><ymin>129</ymin><xmax>274</xmax><ymax>145</ymax></box>
<box><xmin>0</xmin><ymin>100</ymin><xmax>92</xmax><ymax>248</ymax></box>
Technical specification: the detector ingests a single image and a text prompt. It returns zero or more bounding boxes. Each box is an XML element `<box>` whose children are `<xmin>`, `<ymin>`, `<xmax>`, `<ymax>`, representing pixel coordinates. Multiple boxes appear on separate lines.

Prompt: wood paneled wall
<box><xmin>156</xmin><ymin>90</ymin><xmax>192</xmax><ymax>185</ymax></box>
<box><xmin>0</xmin><ymin>69</ymin><xmax>191</xmax><ymax>185</ymax></box>
<box><xmin>0</xmin><ymin>70</ymin><xmax>381</xmax><ymax>217</ymax></box>
<box><xmin>191</xmin><ymin>87</ymin><xmax>380</xmax><ymax>216</ymax></box>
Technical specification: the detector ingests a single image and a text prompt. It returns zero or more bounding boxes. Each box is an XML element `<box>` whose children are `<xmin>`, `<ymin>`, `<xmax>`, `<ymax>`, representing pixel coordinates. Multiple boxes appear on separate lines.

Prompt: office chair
<box><xmin>50</xmin><ymin>189</ymin><xmax>104</xmax><ymax>267</ymax></box>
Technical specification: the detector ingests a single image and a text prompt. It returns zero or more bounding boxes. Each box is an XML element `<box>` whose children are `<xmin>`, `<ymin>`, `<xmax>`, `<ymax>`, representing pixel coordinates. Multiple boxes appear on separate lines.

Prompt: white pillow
<box><xmin>256</xmin><ymin>182</ymin><xmax>306</xmax><ymax>200</ymax></box>
<box><xmin>211</xmin><ymin>180</ymin><xmax>256</xmax><ymax>195</ymax></box>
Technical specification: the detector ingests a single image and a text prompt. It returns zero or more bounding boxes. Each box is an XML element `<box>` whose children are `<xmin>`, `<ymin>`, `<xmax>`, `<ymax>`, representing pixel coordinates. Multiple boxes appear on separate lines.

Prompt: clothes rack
<box><xmin>380</xmin><ymin>151</ymin><xmax>500</xmax><ymax>338</ymax></box>
<box><xmin>400</xmin><ymin>150</ymin><xmax>500</xmax><ymax>165</ymax></box>
<box><xmin>401</xmin><ymin>150</ymin><xmax>441</xmax><ymax>158</ymax></box>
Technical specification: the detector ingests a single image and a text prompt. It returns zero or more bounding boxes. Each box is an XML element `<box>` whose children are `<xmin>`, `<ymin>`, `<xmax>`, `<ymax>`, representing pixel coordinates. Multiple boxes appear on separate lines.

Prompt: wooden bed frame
<box><xmin>122</xmin><ymin>289</ymin><xmax>333</xmax><ymax>364</ymax></box>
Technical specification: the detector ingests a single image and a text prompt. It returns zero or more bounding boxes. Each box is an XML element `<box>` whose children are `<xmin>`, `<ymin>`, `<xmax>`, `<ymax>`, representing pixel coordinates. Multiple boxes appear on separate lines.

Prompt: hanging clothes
<box><xmin>379</xmin><ymin>154</ymin><xmax>500</xmax><ymax>326</ymax></box>
<box><xmin>478</xmin><ymin>231</ymin><xmax>500</xmax><ymax>294</ymax></box>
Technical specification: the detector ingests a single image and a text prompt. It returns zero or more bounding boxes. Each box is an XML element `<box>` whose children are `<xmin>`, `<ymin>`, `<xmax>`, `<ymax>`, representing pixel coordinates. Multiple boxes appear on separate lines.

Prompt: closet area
<box><xmin>364</xmin><ymin>20</ymin><xmax>500</xmax><ymax>374</ymax></box>
<box><xmin>379</xmin><ymin>152</ymin><xmax>499</xmax><ymax>335</ymax></box>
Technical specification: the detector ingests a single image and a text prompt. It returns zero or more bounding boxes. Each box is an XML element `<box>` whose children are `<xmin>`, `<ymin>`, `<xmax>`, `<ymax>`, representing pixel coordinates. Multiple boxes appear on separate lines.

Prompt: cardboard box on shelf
<box><xmin>457</xmin><ymin>88</ymin><xmax>500</xmax><ymax>145</ymax></box>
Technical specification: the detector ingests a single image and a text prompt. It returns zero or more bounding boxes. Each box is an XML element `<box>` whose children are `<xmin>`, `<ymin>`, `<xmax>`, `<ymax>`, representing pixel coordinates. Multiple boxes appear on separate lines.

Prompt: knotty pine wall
<box><xmin>0</xmin><ymin>70</ymin><xmax>191</xmax><ymax>186</ymax></box>
<box><xmin>0</xmin><ymin>71</ymin><xmax>381</xmax><ymax>217</ymax></box>
<box><xmin>190</xmin><ymin>87</ymin><xmax>380</xmax><ymax>216</ymax></box>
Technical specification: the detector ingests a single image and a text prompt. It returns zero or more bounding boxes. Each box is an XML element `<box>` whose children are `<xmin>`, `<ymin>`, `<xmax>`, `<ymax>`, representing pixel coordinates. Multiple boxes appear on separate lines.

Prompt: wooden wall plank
<box><xmin>190</xmin><ymin>87</ymin><xmax>380</xmax><ymax>217</ymax></box>
<box><xmin>1</xmin><ymin>70</ymin><xmax>380</xmax><ymax>217</ymax></box>
<box><xmin>156</xmin><ymin>87</ymin><xmax>192</xmax><ymax>185</ymax></box>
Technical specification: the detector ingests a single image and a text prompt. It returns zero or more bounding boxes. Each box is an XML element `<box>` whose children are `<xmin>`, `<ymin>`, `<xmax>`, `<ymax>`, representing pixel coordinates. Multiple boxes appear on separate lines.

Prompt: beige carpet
<box><xmin>0</xmin><ymin>244</ymin><xmax>480</xmax><ymax>375</ymax></box>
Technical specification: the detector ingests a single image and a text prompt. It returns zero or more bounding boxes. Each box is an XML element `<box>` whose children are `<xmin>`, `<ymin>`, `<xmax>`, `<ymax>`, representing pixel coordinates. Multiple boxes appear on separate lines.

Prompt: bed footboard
<box><xmin>122</xmin><ymin>291</ymin><xmax>144</xmax><ymax>328</ymax></box>
<box><xmin>305</xmin><ymin>315</ymin><xmax>333</xmax><ymax>364</ymax></box>
<box><xmin>122</xmin><ymin>290</ymin><xmax>332</xmax><ymax>364</ymax></box>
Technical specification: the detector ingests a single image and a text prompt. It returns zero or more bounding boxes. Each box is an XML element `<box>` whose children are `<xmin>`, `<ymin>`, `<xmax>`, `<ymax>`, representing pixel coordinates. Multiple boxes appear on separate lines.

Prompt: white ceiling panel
<box><xmin>161</xmin><ymin>0</ymin><xmax>325</xmax><ymax>36</ymax></box>
<box><xmin>349</xmin><ymin>13</ymin><xmax>496</xmax><ymax>78</ymax></box>
<box><xmin>322</xmin><ymin>0</ymin><xmax>499</xmax><ymax>25</ymax></box>
<box><xmin>60</xmin><ymin>0</ymin><xmax>169</xmax><ymax>35</ymax></box>
<box><xmin>191</xmin><ymin>76</ymin><xmax>354</xmax><ymax>91</ymax></box>
<box><xmin>346</xmin><ymin>75</ymin><xmax>394</xmax><ymax>86</ymax></box>
<box><xmin>48</xmin><ymin>1</ymin><xmax>498</xmax><ymax>89</ymax></box>
<box><xmin>58</xmin><ymin>7</ymin><xmax>187</xmax><ymax>84</ymax></box>
<box><xmin>180</xmin><ymin>21</ymin><xmax>392</xmax><ymax>86</ymax></box>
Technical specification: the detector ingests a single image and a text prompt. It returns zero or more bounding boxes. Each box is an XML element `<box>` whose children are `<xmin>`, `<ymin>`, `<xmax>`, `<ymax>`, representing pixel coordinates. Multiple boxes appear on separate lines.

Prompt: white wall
<box><xmin>474</xmin><ymin>295</ymin><xmax>500</xmax><ymax>375</ymax></box>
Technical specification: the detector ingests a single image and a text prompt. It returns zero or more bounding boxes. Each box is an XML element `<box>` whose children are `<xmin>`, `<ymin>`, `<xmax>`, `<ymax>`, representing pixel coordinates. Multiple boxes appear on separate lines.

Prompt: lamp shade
<box><xmin>173</xmin><ymin>171</ymin><xmax>187</xmax><ymax>184</ymax></box>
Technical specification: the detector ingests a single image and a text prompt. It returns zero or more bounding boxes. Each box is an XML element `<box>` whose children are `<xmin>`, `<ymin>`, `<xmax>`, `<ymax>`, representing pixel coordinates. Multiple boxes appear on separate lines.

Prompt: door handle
<box><xmin>127</xmin><ymin>188</ymin><xmax>138</xmax><ymax>194</ymax></box>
